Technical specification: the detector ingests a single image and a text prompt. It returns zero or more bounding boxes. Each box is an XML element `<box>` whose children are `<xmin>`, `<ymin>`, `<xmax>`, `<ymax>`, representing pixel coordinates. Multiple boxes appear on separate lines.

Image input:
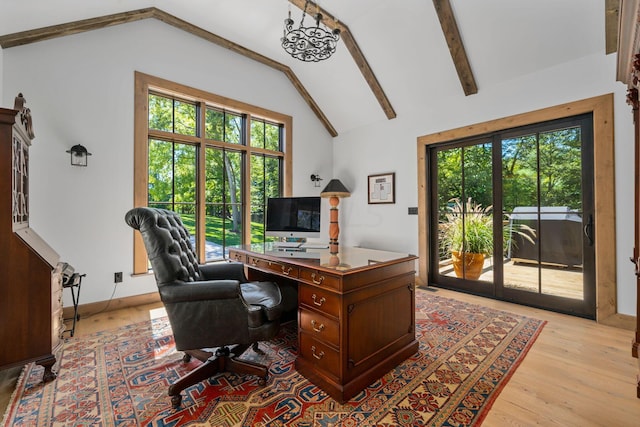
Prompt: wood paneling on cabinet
<box><xmin>0</xmin><ymin>94</ymin><xmax>63</xmax><ymax>382</ymax></box>
<box><xmin>617</xmin><ymin>0</ymin><xmax>640</xmax><ymax>398</ymax></box>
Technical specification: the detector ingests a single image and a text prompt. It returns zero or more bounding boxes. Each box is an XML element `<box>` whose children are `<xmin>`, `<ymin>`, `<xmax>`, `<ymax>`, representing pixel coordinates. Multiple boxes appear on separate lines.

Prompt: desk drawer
<box><xmin>248</xmin><ymin>256</ymin><xmax>299</xmax><ymax>278</ymax></box>
<box><xmin>299</xmin><ymin>308</ymin><xmax>339</xmax><ymax>347</ymax></box>
<box><xmin>299</xmin><ymin>268</ymin><xmax>340</xmax><ymax>290</ymax></box>
<box><xmin>299</xmin><ymin>332</ymin><xmax>340</xmax><ymax>378</ymax></box>
<box><xmin>299</xmin><ymin>284</ymin><xmax>340</xmax><ymax>318</ymax></box>
<box><xmin>228</xmin><ymin>250</ymin><xmax>246</xmax><ymax>263</ymax></box>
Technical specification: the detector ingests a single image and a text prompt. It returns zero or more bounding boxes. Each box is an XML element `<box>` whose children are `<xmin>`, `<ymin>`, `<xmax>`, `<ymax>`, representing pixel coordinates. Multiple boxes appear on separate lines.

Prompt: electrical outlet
<box><xmin>114</xmin><ymin>272</ymin><xmax>123</xmax><ymax>283</ymax></box>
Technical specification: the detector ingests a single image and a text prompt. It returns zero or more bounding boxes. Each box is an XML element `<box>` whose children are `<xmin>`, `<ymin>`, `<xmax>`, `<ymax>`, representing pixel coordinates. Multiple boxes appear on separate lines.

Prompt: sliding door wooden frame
<box><xmin>417</xmin><ymin>94</ymin><xmax>621</xmax><ymax>325</ymax></box>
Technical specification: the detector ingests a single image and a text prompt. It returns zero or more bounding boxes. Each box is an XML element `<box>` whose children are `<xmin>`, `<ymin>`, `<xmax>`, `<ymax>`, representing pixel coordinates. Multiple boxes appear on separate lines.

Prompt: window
<box><xmin>134</xmin><ymin>72</ymin><xmax>292</xmax><ymax>273</ymax></box>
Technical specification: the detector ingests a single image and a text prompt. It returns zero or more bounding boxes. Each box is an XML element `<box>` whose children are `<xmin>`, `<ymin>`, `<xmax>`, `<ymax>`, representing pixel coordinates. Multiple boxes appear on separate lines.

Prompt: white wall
<box><xmin>2</xmin><ymin>19</ymin><xmax>636</xmax><ymax>317</ymax></box>
<box><xmin>332</xmin><ymin>52</ymin><xmax>637</xmax><ymax>316</ymax></box>
<box><xmin>1</xmin><ymin>19</ymin><xmax>333</xmax><ymax>307</ymax></box>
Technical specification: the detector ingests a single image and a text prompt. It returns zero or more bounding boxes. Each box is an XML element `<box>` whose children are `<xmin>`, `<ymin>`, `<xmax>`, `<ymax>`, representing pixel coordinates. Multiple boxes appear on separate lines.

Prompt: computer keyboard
<box><xmin>300</xmin><ymin>243</ymin><xmax>329</xmax><ymax>249</ymax></box>
<box><xmin>273</xmin><ymin>241</ymin><xmax>302</xmax><ymax>248</ymax></box>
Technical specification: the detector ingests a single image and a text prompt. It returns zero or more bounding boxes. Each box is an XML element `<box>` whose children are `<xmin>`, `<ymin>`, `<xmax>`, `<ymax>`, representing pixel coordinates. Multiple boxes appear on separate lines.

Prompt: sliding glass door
<box><xmin>429</xmin><ymin>114</ymin><xmax>595</xmax><ymax>318</ymax></box>
<box><xmin>433</xmin><ymin>139</ymin><xmax>495</xmax><ymax>288</ymax></box>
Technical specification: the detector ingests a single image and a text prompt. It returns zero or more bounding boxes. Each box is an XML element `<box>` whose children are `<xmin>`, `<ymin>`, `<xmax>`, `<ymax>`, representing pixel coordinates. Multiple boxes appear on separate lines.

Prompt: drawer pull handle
<box><xmin>311</xmin><ymin>273</ymin><xmax>325</xmax><ymax>285</ymax></box>
<box><xmin>281</xmin><ymin>266</ymin><xmax>292</xmax><ymax>276</ymax></box>
<box><xmin>311</xmin><ymin>294</ymin><xmax>326</xmax><ymax>307</ymax></box>
<box><xmin>311</xmin><ymin>346</ymin><xmax>325</xmax><ymax>360</ymax></box>
<box><xmin>250</xmin><ymin>259</ymin><xmax>258</xmax><ymax>266</ymax></box>
<box><xmin>311</xmin><ymin>320</ymin><xmax>325</xmax><ymax>333</ymax></box>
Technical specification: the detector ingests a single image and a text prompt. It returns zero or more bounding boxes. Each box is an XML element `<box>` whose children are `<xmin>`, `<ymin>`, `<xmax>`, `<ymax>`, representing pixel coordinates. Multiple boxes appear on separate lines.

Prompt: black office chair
<box><xmin>125</xmin><ymin>207</ymin><xmax>284</xmax><ymax>408</ymax></box>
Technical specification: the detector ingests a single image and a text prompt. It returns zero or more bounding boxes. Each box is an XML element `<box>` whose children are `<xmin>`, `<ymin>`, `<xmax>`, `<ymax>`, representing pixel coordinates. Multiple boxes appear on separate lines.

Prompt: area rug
<box><xmin>2</xmin><ymin>289</ymin><xmax>545</xmax><ymax>426</ymax></box>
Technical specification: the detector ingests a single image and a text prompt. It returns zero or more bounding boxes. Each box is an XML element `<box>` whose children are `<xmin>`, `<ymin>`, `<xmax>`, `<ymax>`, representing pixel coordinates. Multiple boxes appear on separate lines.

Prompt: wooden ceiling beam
<box><xmin>606</xmin><ymin>0</ymin><xmax>620</xmax><ymax>55</ymax></box>
<box><xmin>432</xmin><ymin>0</ymin><xmax>478</xmax><ymax>96</ymax></box>
<box><xmin>288</xmin><ymin>0</ymin><xmax>397</xmax><ymax>120</ymax></box>
<box><xmin>0</xmin><ymin>8</ymin><xmax>156</xmax><ymax>48</ymax></box>
<box><xmin>0</xmin><ymin>7</ymin><xmax>338</xmax><ymax>137</ymax></box>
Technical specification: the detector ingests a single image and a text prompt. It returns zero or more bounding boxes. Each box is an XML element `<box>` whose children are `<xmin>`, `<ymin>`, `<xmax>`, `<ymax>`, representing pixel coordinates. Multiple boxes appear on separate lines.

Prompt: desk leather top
<box><xmin>230</xmin><ymin>243</ymin><xmax>417</xmax><ymax>273</ymax></box>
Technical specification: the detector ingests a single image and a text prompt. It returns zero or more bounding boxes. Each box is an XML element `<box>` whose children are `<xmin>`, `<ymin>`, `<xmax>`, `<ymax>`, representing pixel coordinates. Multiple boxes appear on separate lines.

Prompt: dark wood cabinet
<box><xmin>0</xmin><ymin>94</ymin><xmax>63</xmax><ymax>382</ymax></box>
<box><xmin>618</xmin><ymin>0</ymin><xmax>640</xmax><ymax>398</ymax></box>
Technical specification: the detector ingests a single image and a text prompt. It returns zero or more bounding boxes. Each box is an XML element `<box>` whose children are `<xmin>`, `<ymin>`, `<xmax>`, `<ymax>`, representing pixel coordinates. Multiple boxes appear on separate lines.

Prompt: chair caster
<box><xmin>171</xmin><ymin>394</ymin><xmax>182</xmax><ymax>409</ymax></box>
<box><xmin>252</xmin><ymin>342</ymin><xmax>265</xmax><ymax>355</ymax></box>
<box><xmin>182</xmin><ymin>353</ymin><xmax>191</xmax><ymax>363</ymax></box>
<box><xmin>257</xmin><ymin>375</ymin><xmax>267</xmax><ymax>386</ymax></box>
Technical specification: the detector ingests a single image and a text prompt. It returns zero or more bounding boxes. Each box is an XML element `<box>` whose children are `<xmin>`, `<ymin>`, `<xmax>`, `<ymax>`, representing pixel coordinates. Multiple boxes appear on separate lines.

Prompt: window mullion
<box><xmin>196</xmin><ymin>101</ymin><xmax>207</xmax><ymax>263</ymax></box>
<box><xmin>148</xmin><ymin>129</ymin><xmax>200</xmax><ymax>144</ymax></box>
<box><xmin>243</xmin><ymin>115</ymin><xmax>253</xmax><ymax>245</ymax></box>
<box><xmin>171</xmin><ymin>143</ymin><xmax>176</xmax><ymax>212</ymax></box>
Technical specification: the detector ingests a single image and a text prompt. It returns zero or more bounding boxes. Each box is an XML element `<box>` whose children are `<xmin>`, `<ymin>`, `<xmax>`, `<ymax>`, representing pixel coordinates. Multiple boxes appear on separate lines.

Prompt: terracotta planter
<box><xmin>451</xmin><ymin>251</ymin><xmax>485</xmax><ymax>280</ymax></box>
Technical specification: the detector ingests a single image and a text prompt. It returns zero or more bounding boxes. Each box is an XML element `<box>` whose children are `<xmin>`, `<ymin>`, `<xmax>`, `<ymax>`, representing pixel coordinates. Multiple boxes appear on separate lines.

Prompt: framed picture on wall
<box><xmin>368</xmin><ymin>172</ymin><xmax>395</xmax><ymax>204</ymax></box>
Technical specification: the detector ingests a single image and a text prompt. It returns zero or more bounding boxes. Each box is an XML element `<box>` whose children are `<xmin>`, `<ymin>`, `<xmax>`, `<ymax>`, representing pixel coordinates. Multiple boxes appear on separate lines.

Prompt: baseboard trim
<box><xmin>599</xmin><ymin>312</ymin><xmax>636</xmax><ymax>331</ymax></box>
<box><xmin>63</xmin><ymin>291</ymin><xmax>161</xmax><ymax>320</ymax></box>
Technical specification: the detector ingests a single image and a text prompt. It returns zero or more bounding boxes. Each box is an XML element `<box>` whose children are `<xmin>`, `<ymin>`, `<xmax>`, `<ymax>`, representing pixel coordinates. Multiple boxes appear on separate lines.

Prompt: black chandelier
<box><xmin>281</xmin><ymin>1</ymin><xmax>341</xmax><ymax>62</ymax></box>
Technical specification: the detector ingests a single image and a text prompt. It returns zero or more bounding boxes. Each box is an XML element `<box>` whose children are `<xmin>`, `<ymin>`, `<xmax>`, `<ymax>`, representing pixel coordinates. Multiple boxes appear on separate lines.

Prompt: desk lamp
<box><xmin>320</xmin><ymin>179</ymin><xmax>350</xmax><ymax>254</ymax></box>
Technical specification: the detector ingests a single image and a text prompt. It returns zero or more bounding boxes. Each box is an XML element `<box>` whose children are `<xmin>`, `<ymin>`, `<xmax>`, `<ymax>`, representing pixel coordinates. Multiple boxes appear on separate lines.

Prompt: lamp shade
<box><xmin>320</xmin><ymin>179</ymin><xmax>350</xmax><ymax>198</ymax></box>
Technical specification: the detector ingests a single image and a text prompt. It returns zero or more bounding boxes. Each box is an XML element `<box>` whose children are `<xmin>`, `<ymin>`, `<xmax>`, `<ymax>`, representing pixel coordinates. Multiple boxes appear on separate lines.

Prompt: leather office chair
<box><xmin>125</xmin><ymin>207</ymin><xmax>284</xmax><ymax>408</ymax></box>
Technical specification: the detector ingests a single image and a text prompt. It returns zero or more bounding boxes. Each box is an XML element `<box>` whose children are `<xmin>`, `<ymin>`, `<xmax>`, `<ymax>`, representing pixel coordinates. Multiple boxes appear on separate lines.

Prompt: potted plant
<box><xmin>440</xmin><ymin>198</ymin><xmax>535</xmax><ymax>280</ymax></box>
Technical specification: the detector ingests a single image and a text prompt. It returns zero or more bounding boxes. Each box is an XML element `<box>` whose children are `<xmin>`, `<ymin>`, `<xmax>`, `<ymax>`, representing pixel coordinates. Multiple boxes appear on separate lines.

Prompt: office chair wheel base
<box><xmin>170</xmin><ymin>394</ymin><xmax>182</xmax><ymax>409</ymax></box>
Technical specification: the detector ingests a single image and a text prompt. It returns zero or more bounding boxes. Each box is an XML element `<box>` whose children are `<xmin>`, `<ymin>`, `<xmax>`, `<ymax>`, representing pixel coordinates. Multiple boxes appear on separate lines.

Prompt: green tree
<box><xmin>438</xmin><ymin>126</ymin><xmax>583</xmax><ymax>217</ymax></box>
<box><xmin>147</xmin><ymin>93</ymin><xmax>284</xmax><ymax>257</ymax></box>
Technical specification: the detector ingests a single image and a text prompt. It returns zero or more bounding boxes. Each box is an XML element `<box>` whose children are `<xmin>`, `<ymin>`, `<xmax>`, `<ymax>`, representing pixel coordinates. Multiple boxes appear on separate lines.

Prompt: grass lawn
<box><xmin>180</xmin><ymin>213</ymin><xmax>267</xmax><ymax>246</ymax></box>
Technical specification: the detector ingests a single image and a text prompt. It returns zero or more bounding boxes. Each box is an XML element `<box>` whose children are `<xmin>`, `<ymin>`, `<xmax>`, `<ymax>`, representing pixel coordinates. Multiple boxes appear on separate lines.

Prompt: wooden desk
<box><xmin>228</xmin><ymin>244</ymin><xmax>419</xmax><ymax>403</ymax></box>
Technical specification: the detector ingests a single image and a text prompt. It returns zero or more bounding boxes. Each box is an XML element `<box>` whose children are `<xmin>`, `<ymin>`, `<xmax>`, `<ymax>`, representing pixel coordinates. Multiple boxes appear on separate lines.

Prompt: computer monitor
<box><xmin>266</xmin><ymin>196</ymin><xmax>321</xmax><ymax>240</ymax></box>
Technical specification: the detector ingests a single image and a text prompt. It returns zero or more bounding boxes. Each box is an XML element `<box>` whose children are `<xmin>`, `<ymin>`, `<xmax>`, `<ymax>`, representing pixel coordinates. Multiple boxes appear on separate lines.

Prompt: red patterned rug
<box><xmin>2</xmin><ymin>289</ymin><xmax>544</xmax><ymax>426</ymax></box>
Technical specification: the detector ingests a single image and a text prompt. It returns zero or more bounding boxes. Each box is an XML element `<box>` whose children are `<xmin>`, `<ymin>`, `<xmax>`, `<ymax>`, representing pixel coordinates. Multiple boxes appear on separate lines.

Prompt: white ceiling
<box><xmin>1</xmin><ymin>0</ymin><xmax>606</xmax><ymax>135</ymax></box>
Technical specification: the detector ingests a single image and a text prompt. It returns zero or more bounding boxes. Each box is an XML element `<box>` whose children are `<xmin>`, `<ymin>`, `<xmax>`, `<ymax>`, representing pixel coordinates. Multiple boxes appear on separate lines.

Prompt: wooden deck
<box><xmin>440</xmin><ymin>258</ymin><xmax>584</xmax><ymax>300</ymax></box>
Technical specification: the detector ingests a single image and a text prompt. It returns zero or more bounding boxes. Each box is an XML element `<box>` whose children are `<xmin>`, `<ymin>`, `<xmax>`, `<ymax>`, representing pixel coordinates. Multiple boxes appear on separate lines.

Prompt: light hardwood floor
<box><xmin>1</xmin><ymin>288</ymin><xmax>639</xmax><ymax>426</ymax></box>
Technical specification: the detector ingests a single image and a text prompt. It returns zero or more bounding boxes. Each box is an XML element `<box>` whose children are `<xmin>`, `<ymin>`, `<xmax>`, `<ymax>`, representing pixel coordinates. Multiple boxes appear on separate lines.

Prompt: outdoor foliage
<box><xmin>440</xmin><ymin>198</ymin><xmax>536</xmax><ymax>257</ymax></box>
<box><xmin>179</xmin><ymin>214</ymin><xmax>267</xmax><ymax>246</ymax></box>
<box><xmin>440</xmin><ymin>198</ymin><xmax>494</xmax><ymax>256</ymax></box>
<box><xmin>147</xmin><ymin>93</ymin><xmax>282</xmax><ymax>256</ymax></box>
<box><xmin>437</xmin><ymin>126</ymin><xmax>583</xmax><ymax>217</ymax></box>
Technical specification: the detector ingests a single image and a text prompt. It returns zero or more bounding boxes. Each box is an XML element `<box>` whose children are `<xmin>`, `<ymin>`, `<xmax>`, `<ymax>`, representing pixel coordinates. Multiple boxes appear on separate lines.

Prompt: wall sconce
<box><xmin>66</xmin><ymin>144</ymin><xmax>92</xmax><ymax>167</ymax></box>
<box><xmin>310</xmin><ymin>173</ymin><xmax>323</xmax><ymax>187</ymax></box>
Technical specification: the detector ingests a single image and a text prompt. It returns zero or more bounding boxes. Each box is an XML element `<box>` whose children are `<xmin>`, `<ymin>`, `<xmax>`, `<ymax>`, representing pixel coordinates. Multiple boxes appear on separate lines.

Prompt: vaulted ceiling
<box><xmin>0</xmin><ymin>0</ymin><xmax>613</xmax><ymax>136</ymax></box>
